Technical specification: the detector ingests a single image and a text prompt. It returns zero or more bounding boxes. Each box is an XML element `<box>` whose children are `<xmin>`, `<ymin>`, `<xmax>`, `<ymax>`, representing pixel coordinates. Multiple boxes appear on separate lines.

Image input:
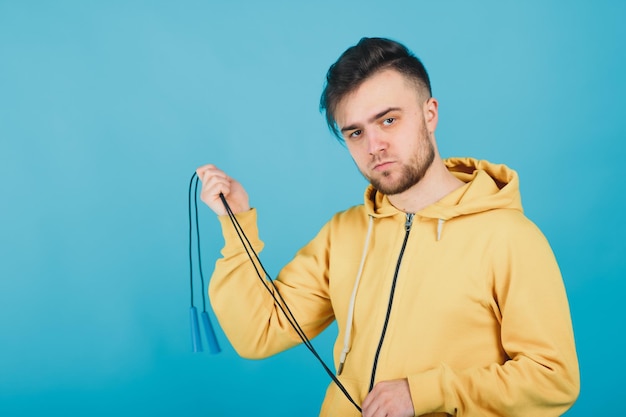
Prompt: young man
<box><xmin>197</xmin><ymin>37</ymin><xmax>579</xmax><ymax>417</ymax></box>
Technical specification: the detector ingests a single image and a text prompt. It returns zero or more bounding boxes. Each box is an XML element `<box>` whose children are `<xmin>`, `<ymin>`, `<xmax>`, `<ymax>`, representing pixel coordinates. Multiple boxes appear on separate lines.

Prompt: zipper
<box><xmin>368</xmin><ymin>212</ymin><xmax>414</xmax><ymax>392</ymax></box>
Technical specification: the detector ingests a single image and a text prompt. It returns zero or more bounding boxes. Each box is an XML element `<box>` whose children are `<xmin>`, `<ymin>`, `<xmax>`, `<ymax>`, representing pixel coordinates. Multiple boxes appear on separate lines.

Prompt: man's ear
<box><xmin>423</xmin><ymin>97</ymin><xmax>439</xmax><ymax>133</ymax></box>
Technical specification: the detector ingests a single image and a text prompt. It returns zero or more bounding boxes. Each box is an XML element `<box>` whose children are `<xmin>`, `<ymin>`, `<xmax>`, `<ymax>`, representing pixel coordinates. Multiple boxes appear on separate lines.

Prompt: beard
<box><xmin>365</xmin><ymin>125</ymin><xmax>436</xmax><ymax>196</ymax></box>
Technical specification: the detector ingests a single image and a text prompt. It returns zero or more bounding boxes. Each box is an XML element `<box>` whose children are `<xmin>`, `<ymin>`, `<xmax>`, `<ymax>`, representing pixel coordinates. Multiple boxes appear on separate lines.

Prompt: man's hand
<box><xmin>196</xmin><ymin>164</ymin><xmax>250</xmax><ymax>216</ymax></box>
<box><xmin>361</xmin><ymin>378</ymin><xmax>414</xmax><ymax>417</ymax></box>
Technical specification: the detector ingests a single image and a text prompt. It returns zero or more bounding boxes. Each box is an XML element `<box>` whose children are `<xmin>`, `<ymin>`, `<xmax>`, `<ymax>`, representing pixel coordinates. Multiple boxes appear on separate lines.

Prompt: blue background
<box><xmin>1</xmin><ymin>1</ymin><xmax>624</xmax><ymax>415</ymax></box>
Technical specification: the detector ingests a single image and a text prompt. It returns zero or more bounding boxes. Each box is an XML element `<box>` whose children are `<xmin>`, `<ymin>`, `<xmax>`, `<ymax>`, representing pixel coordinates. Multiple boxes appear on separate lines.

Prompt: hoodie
<box><xmin>209</xmin><ymin>157</ymin><xmax>580</xmax><ymax>417</ymax></box>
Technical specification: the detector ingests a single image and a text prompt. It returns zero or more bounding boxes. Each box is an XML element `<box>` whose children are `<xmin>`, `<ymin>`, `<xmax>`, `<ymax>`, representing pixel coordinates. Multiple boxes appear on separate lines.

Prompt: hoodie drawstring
<box><xmin>437</xmin><ymin>218</ymin><xmax>445</xmax><ymax>241</ymax></box>
<box><xmin>338</xmin><ymin>215</ymin><xmax>373</xmax><ymax>376</ymax></box>
<box><xmin>338</xmin><ymin>216</ymin><xmax>444</xmax><ymax>375</ymax></box>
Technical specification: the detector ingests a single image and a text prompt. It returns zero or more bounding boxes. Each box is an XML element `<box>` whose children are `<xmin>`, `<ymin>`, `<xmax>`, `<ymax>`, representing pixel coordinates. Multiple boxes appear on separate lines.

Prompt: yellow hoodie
<box><xmin>209</xmin><ymin>158</ymin><xmax>580</xmax><ymax>416</ymax></box>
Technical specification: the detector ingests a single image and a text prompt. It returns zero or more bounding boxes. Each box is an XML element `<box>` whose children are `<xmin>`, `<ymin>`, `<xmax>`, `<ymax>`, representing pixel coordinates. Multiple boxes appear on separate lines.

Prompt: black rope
<box><xmin>193</xmin><ymin>176</ymin><xmax>207</xmax><ymax>312</ymax></box>
<box><xmin>217</xmin><ymin>192</ymin><xmax>362</xmax><ymax>413</ymax></box>
<box><xmin>188</xmin><ymin>174</ymin><xmax>196</xmax><ymax>307</ymax></box>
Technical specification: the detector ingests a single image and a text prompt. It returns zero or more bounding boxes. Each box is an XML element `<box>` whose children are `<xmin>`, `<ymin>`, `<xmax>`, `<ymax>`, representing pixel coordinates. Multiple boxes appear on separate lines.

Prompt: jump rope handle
<box><xmin>201</xmin><ymin>311</ymin><xmax>221</xmax><ymax>354</ymax></box>
<box><xmin>190</xmin><ymin>306</ymin><xmax>221</xmax><ymax>353</ymax></box>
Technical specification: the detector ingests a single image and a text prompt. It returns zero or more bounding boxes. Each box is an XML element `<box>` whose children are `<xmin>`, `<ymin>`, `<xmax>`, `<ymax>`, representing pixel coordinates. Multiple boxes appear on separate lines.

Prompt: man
<box><xmin>197</xmin><ymin>37</ymin><xmax>579</xmax><ymax>417</ymax></box>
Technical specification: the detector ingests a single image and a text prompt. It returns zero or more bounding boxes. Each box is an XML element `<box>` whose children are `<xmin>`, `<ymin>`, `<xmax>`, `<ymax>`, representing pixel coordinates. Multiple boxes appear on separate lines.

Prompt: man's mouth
<box><xmin>373</xmin><ymin>161</ymin><xmax>394</xmax><ymax>171</ymax></box>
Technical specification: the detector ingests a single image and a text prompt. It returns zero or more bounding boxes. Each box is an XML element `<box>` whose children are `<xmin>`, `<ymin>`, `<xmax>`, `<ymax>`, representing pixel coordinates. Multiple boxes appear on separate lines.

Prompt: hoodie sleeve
<box><xmin>208</xmin><ymin>209</ymin><xmax>335</xmax><ymax>359</ymax></box>
<box><xmin>406</xmin><ymin>219</ymin><xmax>580</xmax><ymax>417</ymax></box>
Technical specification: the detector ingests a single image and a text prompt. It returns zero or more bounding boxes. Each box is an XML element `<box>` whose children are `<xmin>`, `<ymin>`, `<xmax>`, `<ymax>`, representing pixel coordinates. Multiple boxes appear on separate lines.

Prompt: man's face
<box><xmin>335</xmin><ymin>69</ymin><xmax>436</xmax><ymax>196</ymax></box>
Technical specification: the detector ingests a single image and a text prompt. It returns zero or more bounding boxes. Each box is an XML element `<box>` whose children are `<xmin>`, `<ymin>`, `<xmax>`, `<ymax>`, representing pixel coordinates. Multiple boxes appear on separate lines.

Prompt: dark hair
<box><xmin>320</xmin><ymin>37</ymin><xmax>432</xmax><ymax>140</ymax></box>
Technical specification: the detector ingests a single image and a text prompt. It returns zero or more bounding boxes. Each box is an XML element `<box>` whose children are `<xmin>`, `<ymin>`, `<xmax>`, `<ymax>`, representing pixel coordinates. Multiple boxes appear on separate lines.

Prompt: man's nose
<box><xmin>367</xmin><ymin>130</ymin><xmax>387</xmax><ymax>155</ymax></box>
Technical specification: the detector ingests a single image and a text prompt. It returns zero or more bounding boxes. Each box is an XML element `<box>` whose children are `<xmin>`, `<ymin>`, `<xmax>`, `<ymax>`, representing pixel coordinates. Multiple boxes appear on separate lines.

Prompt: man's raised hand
<box><xmin>196</xmin><ymin>164</ymin><xmax>250</xmax><ymax>216</ymax></box>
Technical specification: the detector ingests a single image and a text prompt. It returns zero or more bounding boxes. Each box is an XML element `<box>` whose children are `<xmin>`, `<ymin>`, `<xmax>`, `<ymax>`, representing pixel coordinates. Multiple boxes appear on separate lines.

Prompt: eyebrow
<box><xmin>340</xmin><ymin>107</ymin><xmax>402</xmax><ymax>134</ymax></box>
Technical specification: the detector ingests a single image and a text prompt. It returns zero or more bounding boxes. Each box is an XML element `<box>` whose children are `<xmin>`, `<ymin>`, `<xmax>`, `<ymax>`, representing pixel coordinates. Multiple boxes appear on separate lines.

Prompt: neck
<box><xmin>387</xmin><ymin>158</ymin><xmax>464</xmax><ymax>213</ymax></box>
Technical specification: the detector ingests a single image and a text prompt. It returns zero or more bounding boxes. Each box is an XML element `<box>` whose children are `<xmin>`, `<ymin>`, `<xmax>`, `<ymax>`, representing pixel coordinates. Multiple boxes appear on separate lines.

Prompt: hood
<box><xmin>363</xmin><ymin>157</ymin><xmax>523</xmax><ymax>220</ymax></box>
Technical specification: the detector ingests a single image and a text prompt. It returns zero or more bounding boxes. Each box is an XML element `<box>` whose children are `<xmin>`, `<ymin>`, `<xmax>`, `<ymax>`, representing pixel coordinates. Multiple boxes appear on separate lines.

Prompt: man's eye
<box><xmin>383</xmin><ymin>117</ymin><xmax>395</xmax><ymax>126</ymax></box>
<box><xmin>350</xmin><ymin>130</ymin><xmax>362</xmax><ymax>138</ymax></box>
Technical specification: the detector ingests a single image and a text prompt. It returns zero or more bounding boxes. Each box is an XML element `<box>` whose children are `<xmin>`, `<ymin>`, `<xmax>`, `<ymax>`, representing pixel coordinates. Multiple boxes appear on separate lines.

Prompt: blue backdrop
<box><xmin>1</xmin><ymin>1</ymin><xmax>624</xmax><ymax>415</ymax></box>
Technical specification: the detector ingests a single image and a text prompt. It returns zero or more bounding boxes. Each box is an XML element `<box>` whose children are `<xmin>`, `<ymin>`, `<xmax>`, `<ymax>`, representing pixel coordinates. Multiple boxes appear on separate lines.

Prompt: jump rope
<box><xmin>188</xmin><ymin>173</ymin><xmax>221</xmax><ymax>354</ymax></box>
<box><xmin>187</xmin><ymin>172</ymin><xmax>361</xmax><ymax>413</ymax></box>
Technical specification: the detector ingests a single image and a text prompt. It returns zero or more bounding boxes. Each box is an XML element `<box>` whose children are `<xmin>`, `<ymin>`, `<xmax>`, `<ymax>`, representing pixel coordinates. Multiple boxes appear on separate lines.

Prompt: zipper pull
<box><xmin>405</xmin><ymin>213</ymin><xmax>415</xmax><ymax>232</ymax></box>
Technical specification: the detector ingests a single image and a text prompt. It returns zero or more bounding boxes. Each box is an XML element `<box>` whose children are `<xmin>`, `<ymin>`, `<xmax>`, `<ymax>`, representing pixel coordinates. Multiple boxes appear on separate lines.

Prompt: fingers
<box><xmin>196</xmin><ymin>164</ymin><xmax>227</xmax><ymax>190</ymax></box>
<box><xmin>195</xmin><ymin>164</ymin><xmax>250</xmax><ymax>216</ymax></box>
<box><xmin>361</xmin><ymin>379</ymin><xmax>414</xmax><ymax>417</ymax></box>
<box><xmin>200</xmin><ymin>167</ymin><xmax>229</xmax><ymax>196</ymax></box>
<box><xmin>195</xmin><ymin>165</ymin><xmax>229</xmax><ymax>215</ymax></box>
<box><xmin>196</xmin><ymin>164</ymin><xmax>221</xmax><ymax>181</ymax></box>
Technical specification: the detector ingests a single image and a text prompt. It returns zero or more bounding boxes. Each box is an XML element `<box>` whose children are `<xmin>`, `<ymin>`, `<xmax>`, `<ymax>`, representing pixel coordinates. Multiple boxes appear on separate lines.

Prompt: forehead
<box><xmin>335</xmin><ymin>69</ymin><xmax>421</xmax><ymax>128</ymax></box>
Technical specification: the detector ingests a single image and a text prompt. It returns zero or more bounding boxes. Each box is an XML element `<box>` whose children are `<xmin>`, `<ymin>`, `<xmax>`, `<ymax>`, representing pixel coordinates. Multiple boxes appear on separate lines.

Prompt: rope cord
<box><xmin>215</xmin><ymin>189</ymin><xmax>361</xmax><ymax>413</ymax></box>
<box><xmin>193</xmin><ymin>176</ymin><xmax>207</xmax><ymax>312</ymax></box>
<box><xmin>189</xmin><ymin>173</ymin><xmax>208</xmax><ymax>312</ymax></box>
<box><xmin>188</xmin><ymin>174</ymin><xmax>196</xmax><ymax>307</ymax></box>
